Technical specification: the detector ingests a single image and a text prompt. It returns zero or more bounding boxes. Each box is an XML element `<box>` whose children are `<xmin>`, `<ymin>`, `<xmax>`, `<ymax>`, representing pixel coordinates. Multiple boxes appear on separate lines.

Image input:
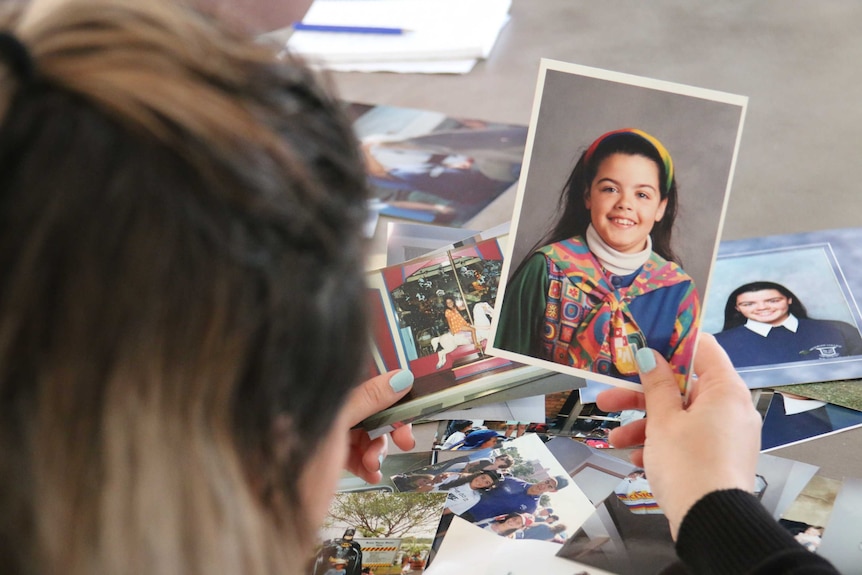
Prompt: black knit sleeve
<box><xmin>674</xmin><ymin>489</ymin><xmax>840</xmax><ymax>575</ymax></box>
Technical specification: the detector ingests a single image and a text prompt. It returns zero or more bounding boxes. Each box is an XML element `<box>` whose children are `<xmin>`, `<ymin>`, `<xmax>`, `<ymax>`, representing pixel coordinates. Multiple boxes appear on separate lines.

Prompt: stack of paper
<box><xmin>286</xmin><ymin>0</ymin><xmax>512</xmax><ymax>74</ymax></box>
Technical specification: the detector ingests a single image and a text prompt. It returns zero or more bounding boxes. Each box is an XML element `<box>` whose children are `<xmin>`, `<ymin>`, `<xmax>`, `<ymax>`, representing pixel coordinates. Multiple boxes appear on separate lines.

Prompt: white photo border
<box><xmin>487</xmin><ymin>59</ymin><xmax>748</xmax><ymax>392</ymax></box>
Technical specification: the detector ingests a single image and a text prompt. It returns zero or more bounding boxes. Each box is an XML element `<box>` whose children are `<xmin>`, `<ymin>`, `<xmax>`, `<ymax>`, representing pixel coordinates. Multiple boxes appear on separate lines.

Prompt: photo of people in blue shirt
<box><xmin>704</xmin><ymin>227</ymin><xmax>862</xmax><ymax>389</ymax></box>
<box><xmin>714</xmin><ymin>281</ymin><xmax>862</xmax><ymax>368</ymax></box>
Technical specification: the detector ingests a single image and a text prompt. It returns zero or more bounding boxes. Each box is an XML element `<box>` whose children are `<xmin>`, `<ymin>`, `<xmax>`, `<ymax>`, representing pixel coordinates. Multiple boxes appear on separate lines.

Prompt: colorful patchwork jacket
<box><xmin>496</xmin><ymin>236</ymin><xmax>699</xmax><ymax>390</ymax></box>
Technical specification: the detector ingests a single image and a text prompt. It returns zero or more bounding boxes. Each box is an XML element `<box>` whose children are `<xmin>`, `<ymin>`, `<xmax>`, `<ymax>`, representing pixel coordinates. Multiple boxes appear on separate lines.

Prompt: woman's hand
<box><xmin>341</xmin><ymin>370</ymin><xmax>416</xmax><ymax>484</ymax></box>
<box><xmin>596</xmin><ymin>334</ymin><xmax>761</xmax><ymax>539</ymax></box>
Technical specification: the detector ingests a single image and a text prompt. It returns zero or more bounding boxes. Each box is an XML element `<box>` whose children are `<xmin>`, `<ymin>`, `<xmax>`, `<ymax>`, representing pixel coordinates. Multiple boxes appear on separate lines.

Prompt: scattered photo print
<box><xmin>313</xmin><ymin>491</ymin><xmax>448</xmax><ymax>575</ymax></box>
<box><xmin>431</xmin><ymin>514</ymin><xmax>616</xmax><ymax>575</ymax></box>
<box><xmin>704</xmin><ymin>227</ymin><xmax>862</xmax><ymax>388</ymax></box>
<box><xmin>779</xmin><ymin>476</ymin><xmax>840</xmax><ymax>557</ymax></box>
<box><xmin>758</xmin><ymin>390</ymin><xmax>862</xmax><ymax>451</ymax></box>
<box><xmin>815</xmin><ymin>477</ymin><xmax>862</xmax><ymax>572</ymax></box>
<box><xmin>391</xmin><ymin>434</ymin><xmax>594</xmax><ymax>544</ymax></box>
<box><xmin>773</xmin><ymin>379</ymin><xmax>862</xmax><ymax>413</ymax></box>
<box><xmin>347</xmin><ymin>102</ymin><xmax>527</xmax><ymax>226</ymax></box>
<box><xmin>363</xmin><ymin>232</ymin><xmax>566</xmax><ymax>433</ymax></box>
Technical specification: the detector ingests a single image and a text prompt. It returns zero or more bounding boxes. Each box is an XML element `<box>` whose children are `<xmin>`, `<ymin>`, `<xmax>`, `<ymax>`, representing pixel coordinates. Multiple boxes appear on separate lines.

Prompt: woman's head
<box><xmin>491</xmin><ymin>512</ymin><xmax>527</xmax><ymax>534</ymax></box>
<box><xmin>492</xmin><ymin>454</ymin><xmax>514</xmax><ymax>469</ymax></box>
<box><xmin>451</xmin><ymin>420</ymin><xmax>473</xmax><ymax>433</ymax></box>
<box><xmin>545</xmin><ymin>128</ymin><xmax>679</xmax><ymax>263</ymax></box>
<box><xmin>461</xmin><ymin>429</ymin><xmax>500</xmax><ymax>449</ymax></box>
<box><xmin>440</xmin><ymin>470</ymin><xmax>500</xmax><ymax>491</ymax></box>
<box><xmin>0</xmin><ymin>0</ymin><xmax>368</xmax><ymax>572</ymax></box>
<box><xmin>468</xmin><ymin>470</ymin><xmax>501</xmax><ymax>490</ymax></box>
<box><xmin>393</xmin><ymin>474</ymin><xmax>436</xmax><ymax>491</ymax></box>
<box><xmin>445</xmin><ymin>296</ymin><xmax>456</xmax><ymax>309</ymax></box>
<box><xmin>723</xmin><ymin>281</ymin><xmax>808</xmax><ymax>330</ymax></box>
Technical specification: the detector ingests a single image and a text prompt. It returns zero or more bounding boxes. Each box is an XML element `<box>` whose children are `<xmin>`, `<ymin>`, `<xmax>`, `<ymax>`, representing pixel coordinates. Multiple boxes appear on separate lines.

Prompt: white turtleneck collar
<box><xmin>585</xmin><ymin>224</ymin><xmax>652</xmax><ymax>276</ymax></box>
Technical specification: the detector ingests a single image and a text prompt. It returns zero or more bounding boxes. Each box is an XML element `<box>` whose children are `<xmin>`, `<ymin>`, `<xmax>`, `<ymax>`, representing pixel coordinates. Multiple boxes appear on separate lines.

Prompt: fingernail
<box><xmin>389</xmin><ymin>369</ymin><xmax>414</xmax><ymax>393</ymax></box>
<box><xmin>378</xmin><ymin>453</ymin><xmax>386</xmax><ymax>470</ymax></box>
<box><xmin>635</xmin><ymin>348</ymin><xmax>657</xmax><ymax>374</ymax></box>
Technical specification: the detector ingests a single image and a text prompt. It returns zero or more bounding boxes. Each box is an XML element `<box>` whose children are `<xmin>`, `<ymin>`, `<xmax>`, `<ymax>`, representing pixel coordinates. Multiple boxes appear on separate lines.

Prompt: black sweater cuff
<box><xmin>675</xmin><ymin>489</ymin><xmax>839</xmax><ymax>575</ymax></box>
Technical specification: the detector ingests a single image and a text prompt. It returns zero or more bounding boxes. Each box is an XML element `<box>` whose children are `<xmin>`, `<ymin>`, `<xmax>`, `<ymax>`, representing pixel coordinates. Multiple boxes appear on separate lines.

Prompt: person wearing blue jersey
<box><xmin>458</xmin><ymin>475</ymin><xmax>569</xmax><ymax>523</ymax></box>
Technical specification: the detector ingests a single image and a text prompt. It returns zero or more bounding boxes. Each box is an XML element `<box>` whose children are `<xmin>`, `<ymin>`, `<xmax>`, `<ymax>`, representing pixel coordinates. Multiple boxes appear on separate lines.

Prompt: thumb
<box><xmin>690</xmin><ymin>333</ymin><xmax>739</xmax><ymax>395</ymax></box>
<box><xmin>343</xmin><ymin>369</ymin><xmax>414</xmax><ymax>428</ymax></box>
<box><xmin>636</xmin><ymin>347</ymin><xmax>685</xmax><ymax>419</ymax></box>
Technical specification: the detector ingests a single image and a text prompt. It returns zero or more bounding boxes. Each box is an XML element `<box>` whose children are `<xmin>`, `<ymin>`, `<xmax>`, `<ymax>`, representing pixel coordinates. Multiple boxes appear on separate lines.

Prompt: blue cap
<box><xmin>461</xmin><ymin>429</ymin><xmax>500</xmax><ymax>449</ymax></box>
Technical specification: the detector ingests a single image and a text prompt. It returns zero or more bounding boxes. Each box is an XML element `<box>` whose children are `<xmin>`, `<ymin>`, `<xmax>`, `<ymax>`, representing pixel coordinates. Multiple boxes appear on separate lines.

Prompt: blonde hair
<box><xmin>0</xmin><ymin>1</ymin><xmax>369</xmax><ymax>573</ymax></box>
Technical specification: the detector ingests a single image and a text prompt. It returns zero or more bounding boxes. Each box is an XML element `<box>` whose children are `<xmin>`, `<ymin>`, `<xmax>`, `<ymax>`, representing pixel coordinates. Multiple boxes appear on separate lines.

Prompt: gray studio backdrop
<box><xmin>507</xmin><ymin>65</ymin><xmax>746</xmax><ymax>296</ymax></box>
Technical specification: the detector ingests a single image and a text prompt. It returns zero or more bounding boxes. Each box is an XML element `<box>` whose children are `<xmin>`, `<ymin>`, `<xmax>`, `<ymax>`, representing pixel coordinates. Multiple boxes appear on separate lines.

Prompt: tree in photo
<box><xmin>499</xmin><ymin>447</ymin><xmax>534</xmax><ymax>478</ymax></box>
<box><xmin>325</xmin><ymin>492</ymin><xmax>446</xmax><ymax>538</ymax></box>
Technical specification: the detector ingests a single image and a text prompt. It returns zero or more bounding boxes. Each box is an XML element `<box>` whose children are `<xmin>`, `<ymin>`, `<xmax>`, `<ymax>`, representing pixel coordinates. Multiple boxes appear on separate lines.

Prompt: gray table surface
<box><xmin>278</xmin><ymin>0</ymin><xmax>862</xmax><ymax>481</ymax></box>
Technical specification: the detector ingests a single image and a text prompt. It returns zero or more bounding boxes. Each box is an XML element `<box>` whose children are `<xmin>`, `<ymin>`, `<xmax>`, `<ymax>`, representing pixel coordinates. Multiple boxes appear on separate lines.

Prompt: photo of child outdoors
<box><xmin>314</xmin><ymin>492</ymin><xmax>448</xmax><ymax>575</ymax></box>
<box><xmin>390</xmin><ymin>434</ymin><xmax>593</xmax><ymax>544</ymax></box>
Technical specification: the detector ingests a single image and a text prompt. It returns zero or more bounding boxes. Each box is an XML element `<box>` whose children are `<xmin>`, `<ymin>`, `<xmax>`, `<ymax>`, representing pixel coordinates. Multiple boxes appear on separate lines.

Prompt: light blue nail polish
<box><xmin>378</xmin><ymin>453</ymin><xmax>386</xmax><ymax>470</ymax></box>
<box><xmin>389</xmin><ymin>369</ymin><xmax>414</xmax><ymax>393</ymax></box>
<box><xmin>635</xmin><ymin>347</ymin><xmax>657</xmax><ymax>373</ymax></box>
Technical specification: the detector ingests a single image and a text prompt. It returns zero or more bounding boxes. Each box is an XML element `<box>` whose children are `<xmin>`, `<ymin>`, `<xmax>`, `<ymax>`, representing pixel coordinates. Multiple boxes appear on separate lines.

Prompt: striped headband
<box><xmin>583</xmin><ymin>128</ymin><xmax>674</xmax><ymax>192</ymax></box>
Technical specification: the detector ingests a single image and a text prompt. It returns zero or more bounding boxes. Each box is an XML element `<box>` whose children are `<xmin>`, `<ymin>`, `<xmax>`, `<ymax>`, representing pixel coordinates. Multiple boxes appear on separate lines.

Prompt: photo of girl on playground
<box><xmin>487</xmin><ymin>60</ymin><xmax>748</xmax><ymax>392</ymax></box>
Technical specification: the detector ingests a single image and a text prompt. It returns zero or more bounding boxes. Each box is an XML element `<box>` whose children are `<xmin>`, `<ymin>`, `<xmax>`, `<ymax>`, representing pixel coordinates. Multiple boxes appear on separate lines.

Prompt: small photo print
<box><xmin>430</xmin><ymin>514</ymin><xmax>616</xmax><ymax>575</ymax></box>
<box><xmin>346</xmin><ymin>102</ymin><xmax>527</xmax><ymax>227</ymax></box>
<box><xmin>364</xmin><ymin>232</ymin><xmax>556</xmax><ymax>433</ymax></box>
<box><xmin>312</xmin><ymin>491</ymin><xmax>448</xmax><ymax>575</ymax></box>
<box><xmin>812</xmin><ymin>477</ymin><xmax>862</xmax><ymax>572</ymax></box>
<box><xmin>556</xmin><ymin>489</ymin><xmax>676</xmax><ymax>575</ymax></box>
<box><xmin>774</xmin><ymin>379</ymin><xmax>862</xmax><ymax>413</ymax></box>
<box><xmin>368</xmin><ymin>235</ymin><xmax>511</xmax><ymax>382</ymax></box>
<box><xmin>547</xmin><ymin>436</ymin><xmax>678</xmax><ymax>574</ymax></box>
<box><xmin>363</xmin><ymin>228</ymin><xmax>575</xmax><ymax>435</ymax></box>
<box><xmin>703</xmin><ymin>226</ymin><xmax>862</xmax><ymax>389</ymax></box>
<box><xmin>759</xmin><ymin>390</ymin><xmax>862</xmax><ymax>451</ymax></box>
<box><xmin>778</xmin><ymin>476</ymin><xmax>841</xmax><ymax>556</ymax></box>
<box><xmin>487</xmin><ymin>59</ymin><xmax>747</xmax><ymax>393</ymax></box>
<box><xmin>391</xmin><ymin>434</ymin><xmax>594</xmax><ymax>544</ymax></box>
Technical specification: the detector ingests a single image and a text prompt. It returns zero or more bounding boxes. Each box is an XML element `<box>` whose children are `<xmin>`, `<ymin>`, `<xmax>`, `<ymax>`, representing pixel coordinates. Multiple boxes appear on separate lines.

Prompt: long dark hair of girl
<box><xmin>488</xmin><ymin>512</ymin><xmax>524</xmax><ymax>536</ymax></box>
<box><xmin>519</xmin><ymin>130</ymin><xmax>680</xmax><ymax>276</ymax></box>
<box><xmin>438</xmin><ymin>470</ymin><xmax>500</xmax><ymax>491</ymax></box>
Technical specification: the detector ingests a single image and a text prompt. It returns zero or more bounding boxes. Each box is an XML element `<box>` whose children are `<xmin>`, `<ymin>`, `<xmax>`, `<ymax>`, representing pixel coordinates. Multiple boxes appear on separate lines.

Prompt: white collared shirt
<box><xmin>779</xmin><ymin>393</ymin><xmax>827</xmax><ymax>414</ymax></box>
<box><xmin>744</xmin><ymin>313</ymin><xmax>799</xmax><ymax>337</ymax></box>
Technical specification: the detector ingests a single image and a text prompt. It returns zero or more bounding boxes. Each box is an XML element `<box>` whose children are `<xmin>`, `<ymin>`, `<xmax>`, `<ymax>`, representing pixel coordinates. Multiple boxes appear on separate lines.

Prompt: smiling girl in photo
<box><xmin>480</xmin><ymin>512</ymin><xmax>530</xmax><ymax>538</ymax></box>
<box><xmin>438</xmin><ymin>470</ymin><xmax>501</xmax><ymax>515</ymax></box>
<box><xmin>496</xmin><ymin>129</ymin><xmax>700</xmax><ymax>388</ymax></box>
<box><xmin>714</xmin><ymin>281</ymin><xmax>862</xmax><ymax>367</ymax></box>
